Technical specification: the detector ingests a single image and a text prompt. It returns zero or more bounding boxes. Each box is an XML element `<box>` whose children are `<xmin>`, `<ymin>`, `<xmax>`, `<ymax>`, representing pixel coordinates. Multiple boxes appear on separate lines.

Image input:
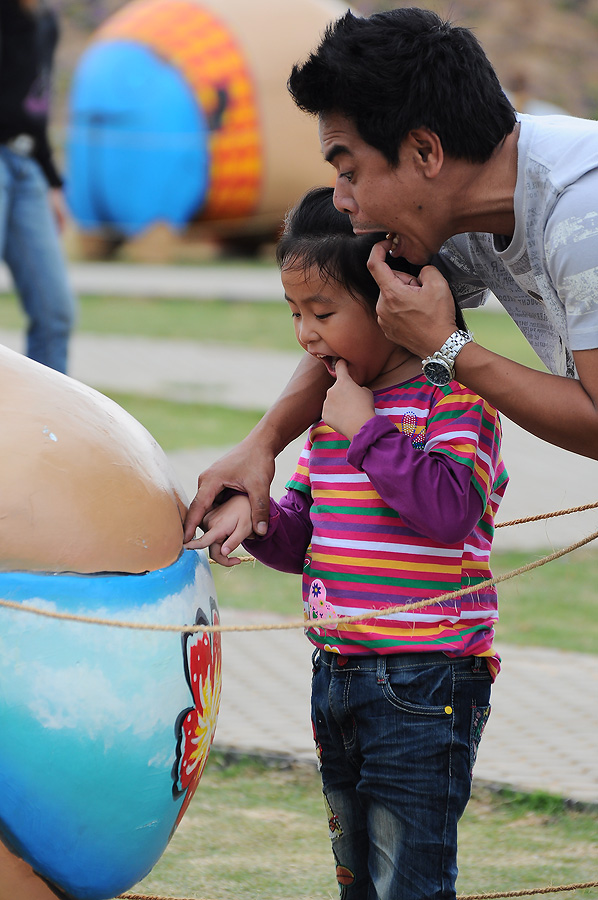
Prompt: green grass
<box><xmin>491</xmin><ymin>548</ymin><xmax>598</xmax><ymax>655</ymax></box>
<box><xmin>104</xmin><ymin>392</ymin><xmax>263</xmax><ymax>451</ymax></box>
<box><xmin>0</xmin><ymin>290</ymin><xmax>547</xmax><ymax>364</ymax></box>
<box><xmin>211</xmin><ymin>557</ymin><xmax>301</xmax><ymax>615</ymax></box>
<box><xmin>124</xmin><ymin>753</ymin><xmax>598</xmax><ymax>900</ymax></box>
<box><xmin>0</xmin><ymin>292</ymin><xmax>302</xmax><ymax>351</ymax></box>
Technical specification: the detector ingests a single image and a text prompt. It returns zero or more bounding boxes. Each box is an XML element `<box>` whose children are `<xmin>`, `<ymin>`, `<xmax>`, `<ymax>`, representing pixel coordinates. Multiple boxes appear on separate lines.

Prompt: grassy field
<box><xmin>0</xmin><ymin>290</ymin><xmax>546</xmax><ymax>366</ymax></box>
<box><xmin>125</xmin><ymin>752</ymin><xmax>598</xmax><ymax>900</ymax></box>
<box><xmin>105</xmin><ymin>392</ymin><xmax>263</xmax><ymax>451</ymax></box>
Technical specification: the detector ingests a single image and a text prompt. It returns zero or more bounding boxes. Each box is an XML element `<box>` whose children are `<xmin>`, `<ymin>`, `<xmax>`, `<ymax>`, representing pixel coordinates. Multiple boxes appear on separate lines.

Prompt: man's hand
<box><xmin>185</xmin><ymin>494</ymin><xmax>254</xmax><ymax>566</ymax></box>
<box><xmin>368</xmin><ymin>242</ymin><xmax>456</xmax><ymax>356</ymax></box>
<box><xmin>322</xmin><ymin>359</ymin><xmax>375</xmax><ymax>439</ymax></box>
<box><xmin>183</xmin><ymin>436</ymin><xmax>274</xmax><ymax>543</ymax></box>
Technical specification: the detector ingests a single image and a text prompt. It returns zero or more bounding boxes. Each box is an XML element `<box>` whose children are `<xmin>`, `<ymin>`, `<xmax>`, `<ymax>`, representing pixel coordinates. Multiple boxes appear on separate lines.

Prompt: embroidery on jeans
<box><xmin>324</xmin><ymin>794</ymin><xmax>344</xmax><ymax>839</ymax></box>
<box><xmin>312</xmin><ymin>720</ymin><xmax>323</xmax><ymax>770</ymax></box>
<box><xmin>470</xmin><ymin>704</ymin><xmax>491</xmax><ymax>775</ymax></box>
<box><xmin>336</xmin><ymin>865</ymin><xmax>355</xmax><ymax>886</ymax></box>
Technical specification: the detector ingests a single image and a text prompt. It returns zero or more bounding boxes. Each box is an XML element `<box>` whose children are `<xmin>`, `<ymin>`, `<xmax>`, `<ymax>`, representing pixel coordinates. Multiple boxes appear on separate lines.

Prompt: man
<box><xmin>184</xmin><ymin>6</ymin><xmax>598</xmax><ymax>542</ymax></box>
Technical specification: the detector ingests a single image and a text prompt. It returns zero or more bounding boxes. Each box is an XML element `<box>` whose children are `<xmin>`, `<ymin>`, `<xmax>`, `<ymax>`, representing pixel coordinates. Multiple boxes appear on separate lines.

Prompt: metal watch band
<box><xmin>437</xmin><ymin>329</ymin><xmax>473</xmax><ymax>362</ymax></box>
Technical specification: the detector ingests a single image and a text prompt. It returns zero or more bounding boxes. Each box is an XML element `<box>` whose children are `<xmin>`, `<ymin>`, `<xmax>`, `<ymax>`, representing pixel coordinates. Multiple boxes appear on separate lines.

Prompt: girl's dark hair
<box><xmin>276</xmin><ymin>186</ymin><xmax>466</xmax><ymax>329</ymax></box>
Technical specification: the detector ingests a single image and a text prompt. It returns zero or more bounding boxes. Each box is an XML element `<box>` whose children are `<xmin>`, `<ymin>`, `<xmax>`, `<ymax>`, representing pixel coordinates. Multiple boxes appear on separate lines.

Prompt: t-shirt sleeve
<box><xmin>347</xmin><ymin>414</ymin><xmax>485</xmax><ymax>544</ymax></box>
<box><xmin>434</xmin><ymin>237</ymin><xmax>491</xmax><ymax>309</ymax></box>
<box><xmin>544</xmin><ymin>168</ymin><xmax>598</xmax><ymax>351</ymax></box>
<box><xmin>242</xmin><ymin>490</ymin><xmax>312</xmax><ymax>574</ymax></box>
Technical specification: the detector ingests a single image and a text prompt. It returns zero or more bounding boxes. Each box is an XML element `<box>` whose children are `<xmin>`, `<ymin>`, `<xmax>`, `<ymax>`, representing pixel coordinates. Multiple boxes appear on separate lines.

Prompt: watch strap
<box><xmin>436</xmin><ymin>329</ymin><xmax>473</xmax><ymax>363</ymax></box>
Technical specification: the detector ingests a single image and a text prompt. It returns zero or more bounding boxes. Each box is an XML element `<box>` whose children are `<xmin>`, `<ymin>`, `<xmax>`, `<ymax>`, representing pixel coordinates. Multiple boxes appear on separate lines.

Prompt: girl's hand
<box><xmin>184</xmin><ymin>494</ymin><xmax>254</xmax><ymax>566</ymax></box>
<box><xmin>322</xmin><ymin>359</ymin><xmax>375</xmax><ymax>439</ymax></box>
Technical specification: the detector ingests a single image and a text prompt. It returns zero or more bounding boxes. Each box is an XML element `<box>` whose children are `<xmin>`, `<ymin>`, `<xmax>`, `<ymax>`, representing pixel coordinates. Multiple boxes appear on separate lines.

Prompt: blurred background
<box><xmin>51</xmin><ymin>0</ymin><xmax>598</xmax><ymax>262</ymax></box>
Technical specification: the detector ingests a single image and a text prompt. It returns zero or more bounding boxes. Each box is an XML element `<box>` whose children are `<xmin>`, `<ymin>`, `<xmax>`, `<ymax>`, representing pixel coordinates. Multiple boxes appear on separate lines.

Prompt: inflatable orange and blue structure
<box><xmin>66</xmin><ymin>0</ymin><xmax>345</xmax><ymax>244</ymax></box>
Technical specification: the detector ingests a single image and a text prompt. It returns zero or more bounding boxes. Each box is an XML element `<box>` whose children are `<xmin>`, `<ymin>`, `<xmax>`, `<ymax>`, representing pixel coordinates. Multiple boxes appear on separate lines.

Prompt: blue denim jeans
<box><xmin>0</xmin><ymin>146</ymin><xmax>76</xmax><ymax>374</ymax></box>
<box><xmin>311</xmin><ymin>649</ymin><xmax>492</xmax><ymax>900</ymax></box>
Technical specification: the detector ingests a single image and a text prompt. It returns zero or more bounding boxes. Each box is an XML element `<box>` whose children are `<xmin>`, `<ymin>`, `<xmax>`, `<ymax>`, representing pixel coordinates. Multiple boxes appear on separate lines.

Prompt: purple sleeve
<box><xmin>242</xmin><ymin>489</ymin><xmax>312</xmax><ymax>574</ymax></box>
<box><xmin>347</xmin><ymin>415</ymin><xmax>483</xmax><ymax>544</ymax></box>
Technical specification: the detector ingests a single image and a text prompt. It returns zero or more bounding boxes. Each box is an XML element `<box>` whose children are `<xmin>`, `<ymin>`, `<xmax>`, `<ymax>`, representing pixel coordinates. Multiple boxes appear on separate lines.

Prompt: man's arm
<box><xmin>183</xmin><ymin>353</ymin><xmax>332</xmax><ymax>541</ymax></box>
<box><xmin>369</xmin><ymin>246</ymin><xmax>598</xmax><ymax>460</ymax></box>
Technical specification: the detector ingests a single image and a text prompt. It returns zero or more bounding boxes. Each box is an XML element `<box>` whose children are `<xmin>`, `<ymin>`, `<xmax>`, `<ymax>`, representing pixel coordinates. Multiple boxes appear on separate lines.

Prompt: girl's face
<box><xmin>282</xmin><ymin>262</ymin><xmax>413</xmax><ymax>389</ymax></box>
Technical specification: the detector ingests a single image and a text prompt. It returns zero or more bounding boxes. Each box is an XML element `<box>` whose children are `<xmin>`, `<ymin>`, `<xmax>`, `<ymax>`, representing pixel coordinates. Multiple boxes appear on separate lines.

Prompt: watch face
<box><xmin>423</xmin><ymin>360</ymin><xmax>452</xmax><ymax>386</ymax></box>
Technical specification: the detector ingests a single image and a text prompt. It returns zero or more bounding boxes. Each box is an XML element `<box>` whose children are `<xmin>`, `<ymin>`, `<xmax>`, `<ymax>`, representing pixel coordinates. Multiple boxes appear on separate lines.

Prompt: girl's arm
<box><xmin>243</xmin><ymin>489</ymin><xmax>313</xmax><ymax>574</ymax></box>
<box><xmin>187</xmin><ymin>489</ymin><xmax>312</xmax><ymax>574</ymax></box>
<box><xmin>347</xmin><ymin>416</ymin><xmax>484</xmax><ymax>544</ymax></box>
<box><xmin>183</xmin><ymin>354</ymin><xmax>331</xmax><ymax>542</ymax></box>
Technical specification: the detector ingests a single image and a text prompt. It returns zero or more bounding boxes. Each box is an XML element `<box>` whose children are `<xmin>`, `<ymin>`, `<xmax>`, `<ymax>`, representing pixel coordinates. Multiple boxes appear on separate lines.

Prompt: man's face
<box><xmin>318</xmin><ymin>112</ymin><xmax>446</xmax><ymax>266</ymax></box>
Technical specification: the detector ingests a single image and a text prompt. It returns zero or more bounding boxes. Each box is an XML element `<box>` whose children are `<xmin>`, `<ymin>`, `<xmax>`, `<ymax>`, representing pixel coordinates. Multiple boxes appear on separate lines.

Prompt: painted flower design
<box><xmin>172</xmin><ymin>600</ymin><xmax>222</xmax><ymax>827</ymax></box>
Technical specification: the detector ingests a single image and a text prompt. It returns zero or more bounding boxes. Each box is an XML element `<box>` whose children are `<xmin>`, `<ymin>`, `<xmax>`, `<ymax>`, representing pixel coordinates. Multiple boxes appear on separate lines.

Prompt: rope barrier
<box><xmin>495</xmin><ymin>500</ymin><xmax>598</xmax><ymax>528</ymax></box>
<box><xmin>1</xmin><ymin>524</ymin><xmax>597</xmax><ymax>634</ymax></box>
<box><xmin>458</xmin><ymin>885</ymin><xmax>598</xmax><ymax>899</ymax></box>
<box><xmin>118</xmin><ymin>880</ymin><xmax>598</xmax><ymax>900</ymax></box>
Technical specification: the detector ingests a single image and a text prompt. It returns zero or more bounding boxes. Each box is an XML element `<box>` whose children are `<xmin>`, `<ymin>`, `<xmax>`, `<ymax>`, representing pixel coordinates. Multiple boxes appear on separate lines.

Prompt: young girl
<box><xmin>188</xmin><ymin>186</ymin><xmax>508</xmax><ymax>900</ymax></box>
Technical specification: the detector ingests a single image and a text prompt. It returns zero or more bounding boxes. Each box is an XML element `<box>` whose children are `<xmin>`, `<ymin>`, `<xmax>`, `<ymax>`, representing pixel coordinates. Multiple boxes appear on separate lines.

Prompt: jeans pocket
<box><xmin>380</xmin><ymin>663</ymin><xmax>453</xmax><ymax>716</ymax></box>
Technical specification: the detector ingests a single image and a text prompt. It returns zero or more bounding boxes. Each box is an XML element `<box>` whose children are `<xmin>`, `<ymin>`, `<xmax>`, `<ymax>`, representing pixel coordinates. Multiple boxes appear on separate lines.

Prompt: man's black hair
<box><xmin>276</xmin><ymin>186</ymin><xmax>467</xmax><ymax>330</ymax></box>
<box><xmin>288</xmin><ymin>7</ymin><xmax>516</xmax><ymax>165</ymax></box>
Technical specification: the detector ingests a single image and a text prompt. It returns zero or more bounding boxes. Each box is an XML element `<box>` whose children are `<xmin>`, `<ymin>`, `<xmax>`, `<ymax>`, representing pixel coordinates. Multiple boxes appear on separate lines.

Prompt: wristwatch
<box><xmin>422</xmin><ymin>330</ymin><xmax>473</xmax><ymax>386</ymax></box>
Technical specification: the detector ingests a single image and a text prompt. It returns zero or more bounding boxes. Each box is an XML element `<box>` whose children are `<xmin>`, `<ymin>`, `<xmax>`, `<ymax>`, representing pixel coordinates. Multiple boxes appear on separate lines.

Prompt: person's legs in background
<box><xmin>0</xmin><ymin>147</ymin><xmax>76</xmax><ymax>374</ymax></box>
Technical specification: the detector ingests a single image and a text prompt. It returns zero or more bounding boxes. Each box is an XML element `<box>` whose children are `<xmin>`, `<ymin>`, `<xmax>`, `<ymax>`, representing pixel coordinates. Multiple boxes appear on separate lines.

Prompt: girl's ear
<box><xmin>405</xmin><ymin>128</ymin><xmax>444</xmax><ymax>178</ymax></box>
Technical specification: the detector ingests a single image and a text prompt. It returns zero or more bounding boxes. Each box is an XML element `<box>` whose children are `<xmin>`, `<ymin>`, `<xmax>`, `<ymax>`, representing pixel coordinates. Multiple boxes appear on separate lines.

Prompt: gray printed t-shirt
<box><xmin>434</xmin><ymin>113</ymin><xmax>598</xmax><ymax>378</ymax></box>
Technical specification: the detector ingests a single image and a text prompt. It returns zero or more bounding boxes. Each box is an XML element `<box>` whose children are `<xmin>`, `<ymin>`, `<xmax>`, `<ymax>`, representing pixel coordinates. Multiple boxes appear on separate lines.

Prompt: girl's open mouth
<box><xmin>316</xmin><ymin>354</ymin><xmax>338</xmax><ymax>377</ymax></box>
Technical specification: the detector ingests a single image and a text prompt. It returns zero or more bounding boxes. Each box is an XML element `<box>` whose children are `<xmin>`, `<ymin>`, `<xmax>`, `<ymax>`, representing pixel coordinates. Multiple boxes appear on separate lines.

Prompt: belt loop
<box><xmin>376</xmin><ymin>656</ymin><xmax>387</xmax><ymax>684</ymax></box>
<box><xmin>472</xmin><ymin>656</ymin><xmax>482</xmax><ymax>673</ymax></box>
<box><xmin>311</xmin><ymin>648</ymin><xmax>320</xmax><ymax>673</ymax></box>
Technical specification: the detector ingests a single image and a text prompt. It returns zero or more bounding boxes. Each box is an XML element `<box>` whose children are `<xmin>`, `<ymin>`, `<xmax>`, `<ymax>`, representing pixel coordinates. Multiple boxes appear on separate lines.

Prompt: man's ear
<box><xmin>406</xmin><ymin>128</ymin><xmax>444</xmax><ymax>178</ymax></box>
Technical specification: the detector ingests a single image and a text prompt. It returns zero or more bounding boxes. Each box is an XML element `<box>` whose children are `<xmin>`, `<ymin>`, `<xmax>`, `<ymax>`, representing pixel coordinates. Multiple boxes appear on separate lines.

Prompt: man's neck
<box><xmin>442</xmin><ymin>123</ymin><xmax>520</xmax><ymax>240</ymax></box>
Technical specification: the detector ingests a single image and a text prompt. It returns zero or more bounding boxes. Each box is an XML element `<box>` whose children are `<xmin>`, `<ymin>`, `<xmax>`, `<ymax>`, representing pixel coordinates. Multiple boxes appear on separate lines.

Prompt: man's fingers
<box><xmin>368</xmin><ymin>242</ymin><xmax>423</xmax><ymax>292</ymax></box>
<box><xmin>418</xmin><ymin>264</ymin><xmax>445</xmax><ymax>288</ymax></box>
<box><xmin>247</xmin><ymin>488</ymin><xmax>271</xmax><ymax>536</ymax></box>
<box><xmin>184</xmin><ymin>477</ymin><xmax>219</xmax><ymax>541</ymax></box>
<box><xmin>367</xmin><ymin>241</ymin><xmax>393</xmax><ymax>285</ymax></box>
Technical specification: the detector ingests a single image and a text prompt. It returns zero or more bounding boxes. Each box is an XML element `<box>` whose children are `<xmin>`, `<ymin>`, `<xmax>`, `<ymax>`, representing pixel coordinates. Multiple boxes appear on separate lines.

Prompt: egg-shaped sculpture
<box><xmin>0</xmin><ymin>345</ymin><xmax>221</xmax><ymax>900</ymax></box>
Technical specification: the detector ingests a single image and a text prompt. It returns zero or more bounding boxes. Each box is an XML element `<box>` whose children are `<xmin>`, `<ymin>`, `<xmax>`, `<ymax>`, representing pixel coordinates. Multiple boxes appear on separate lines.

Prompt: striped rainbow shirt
<box><xmin>286</xmin><ymin>375</ymin><xmax>508</xmax><ymax>678</ymax></box>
